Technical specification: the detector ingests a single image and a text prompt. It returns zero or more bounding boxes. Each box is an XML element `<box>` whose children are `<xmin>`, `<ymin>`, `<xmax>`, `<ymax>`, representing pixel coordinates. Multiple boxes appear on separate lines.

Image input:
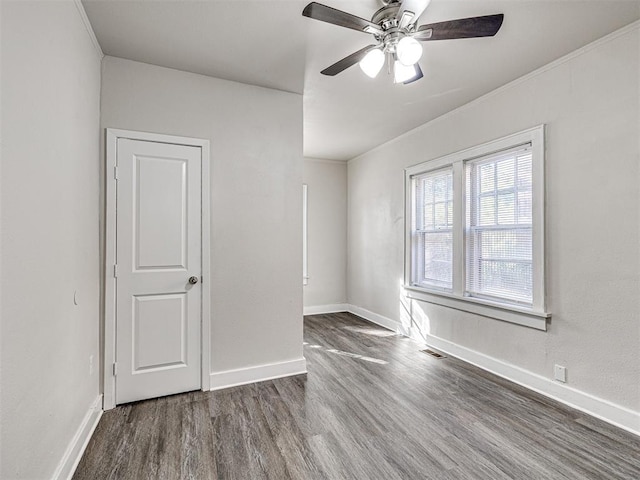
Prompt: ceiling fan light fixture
<box><xmin>303</xmin><ymin>2</ymin><xmax>505</xmax><ymax>85</ymax></box>
<box><xmin>396</xmin><ymin>36</ymin><xmax>423</xmax><ymax>66</ymax></box>
<box><xmin>359</xmin><ymin>48</ymin><xmax>385</xmax><ymax>78</ymax></box>
<box><xmin>394</xmin><ymin>60</ymin><xmax>417</xmax><ymax>83</ymax></box>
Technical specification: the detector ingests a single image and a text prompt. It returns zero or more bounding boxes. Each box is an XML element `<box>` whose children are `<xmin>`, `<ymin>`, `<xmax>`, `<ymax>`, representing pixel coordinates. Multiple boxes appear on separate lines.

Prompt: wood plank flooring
<box><xmin>74</xmin><ymin>312</ymin><xmax>640</xmax><ymax>479</ymax></box>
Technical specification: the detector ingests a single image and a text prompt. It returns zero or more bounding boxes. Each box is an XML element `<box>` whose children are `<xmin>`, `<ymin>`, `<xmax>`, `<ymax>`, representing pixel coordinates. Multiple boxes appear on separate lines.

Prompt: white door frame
<box><xmin>103</xmin><ymin>128</ymin><xmax>211</xmax><ymax>410</ymax></box>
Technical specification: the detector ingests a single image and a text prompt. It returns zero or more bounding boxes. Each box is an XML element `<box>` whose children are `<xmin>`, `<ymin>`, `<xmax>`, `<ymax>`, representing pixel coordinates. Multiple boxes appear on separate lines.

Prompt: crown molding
<box><xmin>74</xmin><ymin>0</ymin><xmax>104</xmax><ymax>59</ymax></box>
<box><xmin>304</xmin><ymin>157</ymin><xmax>348</xmax><ymax>165</ymax></box>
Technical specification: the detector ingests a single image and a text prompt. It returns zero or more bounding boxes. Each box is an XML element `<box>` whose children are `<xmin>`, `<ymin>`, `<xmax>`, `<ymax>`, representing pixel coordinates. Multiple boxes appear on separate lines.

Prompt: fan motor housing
<box><xmin>372</xmin><ymin>3</ymin><xmax>400</xmax><ymax>27</ymax></box>
<box><xmin>372</xmin><ymin>3</ymin><xmax>414</xmax><ymax>53</ymax></box>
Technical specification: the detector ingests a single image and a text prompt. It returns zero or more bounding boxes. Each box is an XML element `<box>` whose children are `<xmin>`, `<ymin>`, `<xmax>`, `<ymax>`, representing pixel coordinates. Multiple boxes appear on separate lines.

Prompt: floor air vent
<box><xmin>421</xmin><ymin>349</ymin><xmax>446</xmax><ymax>359</ymax></box>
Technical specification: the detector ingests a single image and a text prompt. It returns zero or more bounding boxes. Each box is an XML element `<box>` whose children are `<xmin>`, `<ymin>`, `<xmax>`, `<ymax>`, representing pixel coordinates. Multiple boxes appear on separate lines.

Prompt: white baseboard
<box><xmin>52</xmin><ymin>394</ymin><xmax>103</xmax><ymax>480</ymax></box>
<box><xmin>425</xmin><ymin>335</ymin><xmax>640</xmax><ymax>437</ymax></box>
<box><xmin>303</xmin><ymin>303</ymin><xmax>350</xmax><ymax>316</ymax></box>
<box><xmin>303</xmin><ymin>303</ymin><xmax>410</xmax><ymax>336</ymax></box>
<box><xmin>345</xmin><ymin>304</ymin><xmax>410</xmax><ymax>336</ymax></box>
<box><xmin>344</xmin><ymin>304</ymin><xmax>640</xmax><ymax>437</ymax></box>
<box><xmin>209</xmin><ymin>357</ymin><xmax>307</xmax><ymax>391</ymax></box>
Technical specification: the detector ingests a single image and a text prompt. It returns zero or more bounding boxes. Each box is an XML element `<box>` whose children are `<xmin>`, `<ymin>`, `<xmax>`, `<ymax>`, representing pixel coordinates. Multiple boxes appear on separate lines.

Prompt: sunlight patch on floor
<box><xmin>304</xmin><ymin>343</ymin><xmax>388</xmax><ymax>364</ymax></box>
<box><xmin>342</xmin><ymin>325</ymin><xmax>397</xmax><ymax>338</ymax></box>
<box><xmin>326</xmin><ymin>348</ymin><xmax>388</xmax><ymax>365</ymax></box>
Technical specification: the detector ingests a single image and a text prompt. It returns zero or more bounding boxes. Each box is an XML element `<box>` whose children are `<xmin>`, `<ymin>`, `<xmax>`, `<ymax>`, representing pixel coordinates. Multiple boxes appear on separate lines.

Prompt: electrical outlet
<box><xmin>554</xmin><ymin>364</ymin><xmax>567</xmax><ymax>383</ymax></box>
<box><xmin>89</xmin><ymin>355</ymin><xmax>94</xmax><ymax>376</ymax></box>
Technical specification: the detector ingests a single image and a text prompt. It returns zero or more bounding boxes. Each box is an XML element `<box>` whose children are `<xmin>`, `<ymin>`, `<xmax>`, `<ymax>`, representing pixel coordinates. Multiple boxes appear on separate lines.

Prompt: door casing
<box><xmin>103</xmin><ymin>128</ymin><xmax>211</xmax><ymax>410</ymax></box>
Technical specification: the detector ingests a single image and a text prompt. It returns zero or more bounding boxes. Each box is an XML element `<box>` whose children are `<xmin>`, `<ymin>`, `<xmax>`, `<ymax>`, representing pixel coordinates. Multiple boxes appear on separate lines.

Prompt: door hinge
<box><xmin>112</xmin><ymin>362</ymin><xmax>117</xmax><ymax>376</ymax></box>
<box><xmin>113</xmin><ymin>166</ymin><xmax>119</xmax><ymax>180</ymax></box>
<box><xmin>113</xmin><ymin>264</ymin><xmax>118</xmax><ymax>278</ymax></box>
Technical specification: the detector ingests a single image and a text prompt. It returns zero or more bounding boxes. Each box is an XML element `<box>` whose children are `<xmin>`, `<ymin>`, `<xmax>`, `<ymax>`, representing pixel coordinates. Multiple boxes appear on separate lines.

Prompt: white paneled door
<box><xmin>115</xmin><ymin>138</ymin><xmax>202</xmax><ymax>405</ymax></box>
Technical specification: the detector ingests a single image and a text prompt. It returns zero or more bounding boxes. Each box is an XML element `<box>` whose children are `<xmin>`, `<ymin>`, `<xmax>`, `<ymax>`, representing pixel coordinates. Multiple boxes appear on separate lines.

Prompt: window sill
<box><xmin>404</xmin><ymin>286</ymin><xmax>550</xmax><ymax>331</ymax></box>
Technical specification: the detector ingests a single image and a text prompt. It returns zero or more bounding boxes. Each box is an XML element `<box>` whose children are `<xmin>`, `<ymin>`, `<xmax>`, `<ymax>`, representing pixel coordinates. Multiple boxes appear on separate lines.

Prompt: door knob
<box><xmin>188</xmin><ymin>276</ymin><xmax>199</xmax><ymax>285</ymax></box>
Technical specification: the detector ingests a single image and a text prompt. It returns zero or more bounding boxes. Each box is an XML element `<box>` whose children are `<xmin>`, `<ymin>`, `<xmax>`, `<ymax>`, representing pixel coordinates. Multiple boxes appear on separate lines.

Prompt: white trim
<box><xmin>302</xmin><ymin>184</ymin><xmax>308</xmax><ymax>286</ymax></box>
<box><xmin>73</xmin><ymin>0</ymin><xmax>104</xmax><ymax>59</ymax></box>
<box><xmin>103</xmin><ymin>130</ymin><xmax>117</xmax><ymax>410</ymax></box>
<box><xmin>209</xmin><ymin>358</ymin><xmax>307</xmax><ymax>391</ymax></box>
<box><xmin>404</xmin><ymin>288</ymin><xmax>548</xmax><ymax>331</ymax></box>
<box><xmin>304</xmin><ymin>157</ymin><xmax>348</xmax><ymax>165</ymax></box>
<box><xmin>304</xmin><ymin>304</ymin><xmax>407</xmax><ymax>335</ymax></box>
<box><xmin>346</xmin><ymin>305</ymin><xmax>640</xmax><ymax>437</ymax></box>
<box><xmin>404</xmin><ymin>126</ymin><xmax>548</xmax><ymax>329</ymax></box>
<box><xmin>347</xmin><ymin>304</ymin><xmax>409</xmax><ymax>336</ymax></box>
<box><xmin>52</xmin><ymin>395</ymin><xmax>103</xmax><ymax>480</ymax></box>
<box><xmin>451</xmin><ymin>161</ymin><xmax>465</xmax><ymax>296</ymax></box>
<box><xmin>103</xmin><ymin>129</ymin><xmax>212</xmax><ymax>409</ymax></box>
<box><xmin>303</xmin><ymin>303</ymin><xmax>350</xmax><ymax>316</ymax></box>
<box><xmin>349</xmin><ymin>20</ymin><xmax>640</xmax><ymax>164</ymax></box>
<box><xmin>345</xmin><ymin>304</ymin><xmax>428</xmax><ymax>343</ymax></box>
<box><xmin>425</xmin><ymin>335</ymin><xmax>640</xmax><ymax>437</ymax></box>
<box><xmin>531</xmin><ymin>127</ymin><xmax>546</xmax><ymax>313</ymax></box>
<box><xmin>200</xmin><ymin>141</ymin><xmax>212</xmax><ymax>391</ymax></box>
<box><xmin>404</xmin><ymin>125</ymin><xmax>543</xmax><ymax>176</ymax></box>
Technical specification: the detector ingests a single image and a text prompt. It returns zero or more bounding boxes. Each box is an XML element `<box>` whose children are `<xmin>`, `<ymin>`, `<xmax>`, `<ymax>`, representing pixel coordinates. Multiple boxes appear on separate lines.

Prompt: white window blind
<box><xmin>465</xmin><ymin>144</ymin><xmax>533</xmax><ymax>306</ymax></box>
<box><xmin>412</xmin><ymin>168</ymin><xmax>453</xmax><ymax>291</ymax></box>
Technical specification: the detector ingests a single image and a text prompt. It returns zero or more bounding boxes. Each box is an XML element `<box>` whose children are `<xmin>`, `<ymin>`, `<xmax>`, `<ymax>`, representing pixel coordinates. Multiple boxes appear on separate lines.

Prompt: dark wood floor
<box><xmin>74</xmin><ymin>312</ymin><xmax>640</xmax><ymax>479</ymax></box>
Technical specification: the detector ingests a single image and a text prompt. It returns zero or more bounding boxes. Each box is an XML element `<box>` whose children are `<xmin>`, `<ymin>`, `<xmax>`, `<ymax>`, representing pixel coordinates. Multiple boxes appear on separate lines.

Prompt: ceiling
<box><xmin>83</xmin><ymin>0</ymin><xmax>640</xmax><ymax>161</ymax></box>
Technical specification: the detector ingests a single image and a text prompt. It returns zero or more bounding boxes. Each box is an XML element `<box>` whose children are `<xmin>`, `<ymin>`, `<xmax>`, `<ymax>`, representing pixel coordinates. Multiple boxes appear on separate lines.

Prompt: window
<box><xmin>405</xmin><ymin>126</ymin><xmax>549</xmax><ymax>330</ymax></box>
<box><xmin>412</xmin><ymin>168</ymin><xmax>453</xmax><ymax>291</ymax></box>
<box><xmin>465</xmin><ymin>146</ymin><xmax>533</xmax><ymax>306</ymax></box>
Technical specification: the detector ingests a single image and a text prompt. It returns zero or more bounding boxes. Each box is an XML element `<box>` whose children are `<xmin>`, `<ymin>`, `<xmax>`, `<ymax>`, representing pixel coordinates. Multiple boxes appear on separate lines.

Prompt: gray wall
<box><xmin>347</xmin><ymin>26</ymin><xmax>639</xmax><ymax>412</ymax></box>
<box><xmin>303</xmin><ymin>158</ymin><xmax>348</xmax><ymax>310</ymax></box>
<box><xmin>100</xmin><ymin>57</ymin><xmax>304</xmax><ymax>375</ymax></box>
<box><xmin>0</xmin><ymin>2</ymin><xmax>102</xmax><ymax>478</ymax></box>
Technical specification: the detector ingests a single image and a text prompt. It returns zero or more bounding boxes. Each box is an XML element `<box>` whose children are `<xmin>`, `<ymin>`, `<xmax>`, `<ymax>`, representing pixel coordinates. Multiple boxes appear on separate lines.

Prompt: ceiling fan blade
<box><xmin>321</xmin><ymin>45</ymin><xmax>379</xmax><ymax>76</ymax></box>
<box><xmin>403</xmin><ymin>63</ymin><xmax>424</xmax><ymax>84</ymax></box>
<box><xmin>413</xmin><ymin>14</ymin><xmax>504</xmax><ymax>41</ymax></box>
<box><xmin>397</xmin><ymin>0</ymin><xmax>431</xmax><ymax>29</ymax></box>
<box><xmin>303</xmin><ymin>2</ymin><xmax>384</xmax><ymax>36</ymax></box>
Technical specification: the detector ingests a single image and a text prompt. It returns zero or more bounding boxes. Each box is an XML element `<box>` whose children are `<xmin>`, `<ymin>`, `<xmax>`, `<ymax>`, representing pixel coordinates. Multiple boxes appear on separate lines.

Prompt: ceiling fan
<box><xmin>302</xmin><ymin>0</ymin><xmax>504</xmax><ymax>84</ymax></box>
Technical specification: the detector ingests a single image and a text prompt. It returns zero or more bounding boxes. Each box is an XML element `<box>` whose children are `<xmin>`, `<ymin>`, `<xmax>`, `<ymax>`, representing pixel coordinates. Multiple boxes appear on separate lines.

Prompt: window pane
<box><xmin>497</xmin><ymin>193</ymin><xmax>515</xmax><ymax>225</ymax></box>
<box><xmin>479</xmin><ymin>196</ymin><xmax>495</xmax><ymax>226</ymax></box>
<box><xmin>466</xmin><ymin>146</ymin><xmax>533</xmax><ymax>306</ymax></box>
<box><xmin>412</xmin><ymin>168</ymin><xmax>453</xmax><ymax>291</ymax></box>
<box><xmin>496</xmin><ymin>158</ymin><xmax>515</xmax><ymax>190</ymax></box>
<box><xmin>480</xmin><ymin>229</ymin><xmax>532</xmax><ymax>261</ymax></box>
<box><xmin>434</xmin><ymin>177</ymin><xmax>447</xmax><ymax>201</ymax></box>
<box><xmin>424</xmin><ymin>177</ymin><xmax>434</xmax><ymax>198</ymax></box>
<box><xmin>424</xmin><ymin>204</ymin><xmax>434</xmax><ymax>229</ymax></box>
<box><xmin>423</xmin><ymin>231</ymin><xmax>452</xmax><ymax>289</ymax></box>
<box><xmin>517</xmin><ymin>155</ymin><xmax>532</xmax><ymax>187</ymax></box>
<box><xmin>434</xmin><ymin>202</ymin><xmax>446</xmax><ymax>227</ymax></box>
<box><xmin>480</xmin><ymin>163</ymin><xmax>495</xmax><ymax>193</ymax></box>
<box><xmin>479</xmin><ymin>260</ymin><xmax>532</xmax><ymax>303</ymax></box>
<box><xmin>517</xmin><ymin>190</ymin><xmax>532</xmax><ymax>224</ymax></box>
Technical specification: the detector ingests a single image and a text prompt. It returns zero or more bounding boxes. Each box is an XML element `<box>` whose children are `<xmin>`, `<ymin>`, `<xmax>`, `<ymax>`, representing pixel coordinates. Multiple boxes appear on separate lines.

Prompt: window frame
<box><xmin>404</xmin><ymin>125</ymin><xmax>550</xmax><ymax>330</ymax></box>
<box><xmin>411</xmin><ymin>166</ymin><xmax>455</xmax><ymax>292</ymax></box>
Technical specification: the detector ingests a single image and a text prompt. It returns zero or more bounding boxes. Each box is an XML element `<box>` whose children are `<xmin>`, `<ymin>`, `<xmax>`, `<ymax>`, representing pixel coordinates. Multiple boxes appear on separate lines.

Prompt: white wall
<box><xmin>348</xmin><ymin>24</ymin><xmax>639</xmax><ymax>419</ymax></box>
<box><xmin>100</xmin><ymin>57</ymin><xmax>304</xmax><ymax>377</ymax></box>
<box><xmin>0</xmin><ymin>2</ymin><xmax>102</xmax><ymax>479</ymax></box>
<box><xmin>303</xmin><ymin>158</ymin><xmax>348</xmax><ymax>311</ymax></box>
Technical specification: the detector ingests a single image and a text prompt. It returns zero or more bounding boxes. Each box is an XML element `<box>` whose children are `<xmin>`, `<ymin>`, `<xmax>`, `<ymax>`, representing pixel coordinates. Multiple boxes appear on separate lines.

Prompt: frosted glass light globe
<box><xmin>359</xmin><ymin>49</ymin><xmax>385</xmax><ymax>78</ymax></box>
<box><xmin>393</xmin><ymin>61</ymin><xmax>417</xmax><ymax>83</ymax></box>
<box><xmin>396</xmin><ymin>37</ymin><xmax>423</xmax><ymax>66</ymax></box>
